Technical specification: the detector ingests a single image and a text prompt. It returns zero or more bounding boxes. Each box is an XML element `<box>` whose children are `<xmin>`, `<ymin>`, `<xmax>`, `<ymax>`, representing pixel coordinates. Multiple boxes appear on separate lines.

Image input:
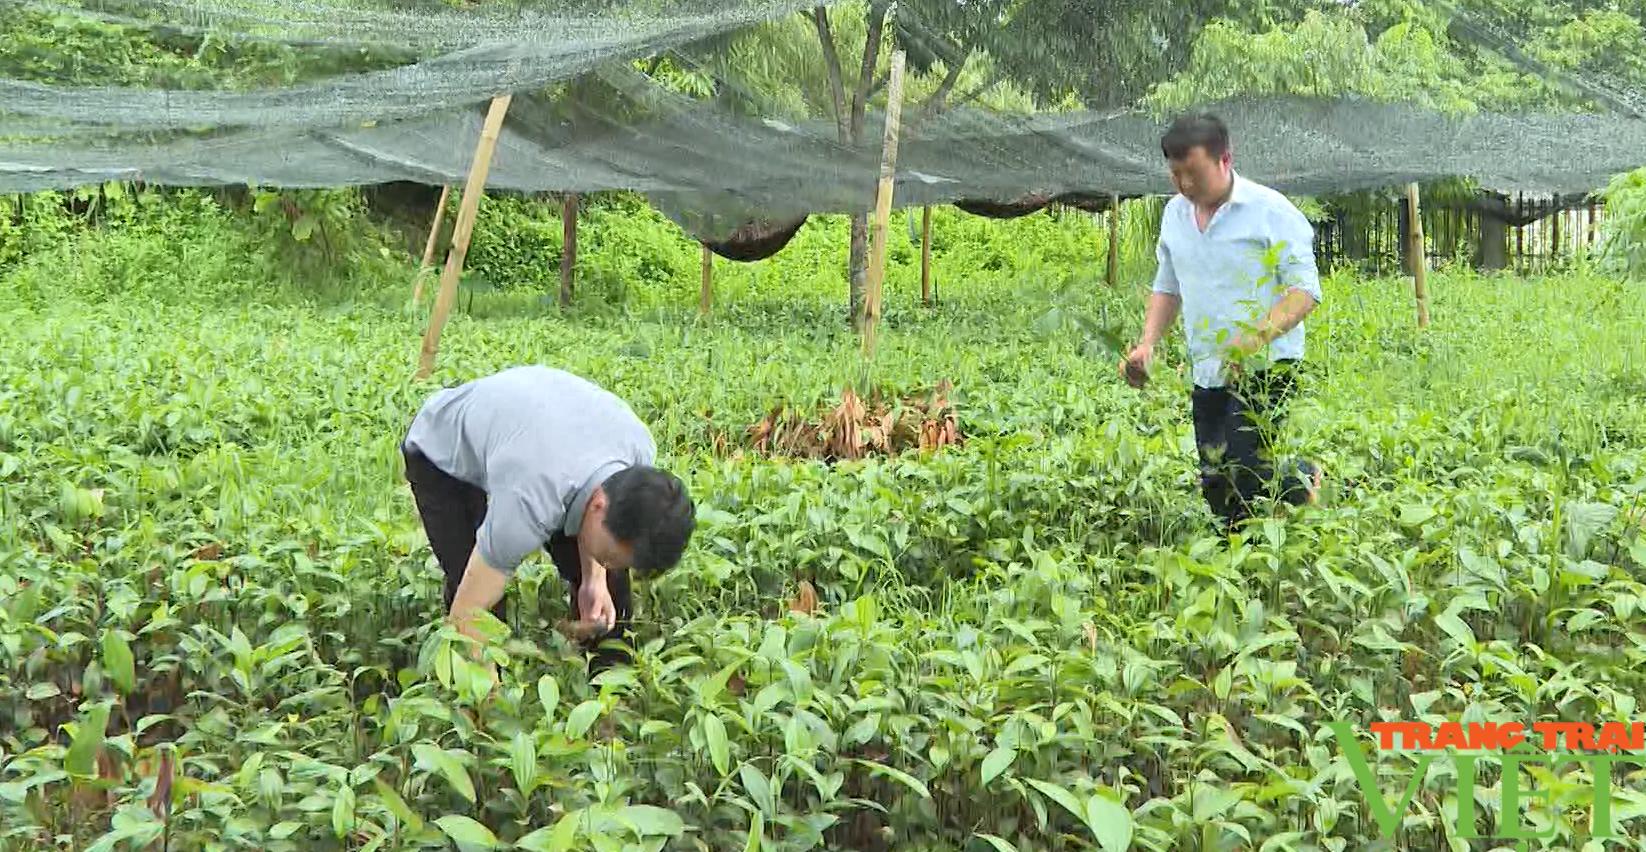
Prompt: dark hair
<box><xmin>1161</xmin><ymin>113</ymin><xmax>1230</xmax><ymax>161</ymax></box>
<box><xmin>599</xmin><ymin>465</ymin><xmax>695</xmax><ymax>576</ymax></box>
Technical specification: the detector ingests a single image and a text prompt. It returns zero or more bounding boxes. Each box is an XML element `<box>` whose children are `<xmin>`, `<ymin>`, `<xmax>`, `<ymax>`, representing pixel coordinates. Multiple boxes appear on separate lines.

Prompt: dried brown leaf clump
<box><xmin>746</xmin><ymin>380</ymin><xmax>962</xmax><ymax>461</ymax></box>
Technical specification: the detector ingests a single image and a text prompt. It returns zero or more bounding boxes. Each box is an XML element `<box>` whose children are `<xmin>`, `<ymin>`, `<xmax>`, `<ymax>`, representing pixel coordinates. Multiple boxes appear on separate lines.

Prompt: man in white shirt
<box><xmin>1120</xmin><ymin>113</ymin><xmax>1324</xmax><ymax>534</ymax></box>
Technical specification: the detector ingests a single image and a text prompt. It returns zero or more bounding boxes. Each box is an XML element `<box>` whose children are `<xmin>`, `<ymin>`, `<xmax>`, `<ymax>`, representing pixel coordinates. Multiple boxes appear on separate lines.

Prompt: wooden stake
<box><xmin>1105</xmin><ymin>193</ymin><xmax>1120</xmax><ymax>287</ymax></box>
<box><xmin>560</xmin><ymin>193</ymin><xmax>579</xmax><ymax>308</ymax></box>
<box><xmin>861</xmin><ymin>50</ymin><xmax>907</xmax><ymax>362</ymax></box>
<box><xmin>1407</xmin><ymin>182</ymin><xmax>1429</xmax><ymax>329</ymax></box>
<box><xmin>699</xmin><ymin>243</ymin><xmax>713</xmax><ymax>315</ymax></box>
<box><xmin>411</xmin><ymin>184</ymin><xmax>451</xmax><ymax>308</ymax></box>
<box><xmin>920</xmin><ymin>205</ymin><xmax>932</xmax><ymax>305</ymax></box>
<box><xmin>417</xmin><ymin>95</ymin><xmax>511</xmax><ymax>380</ymax></box>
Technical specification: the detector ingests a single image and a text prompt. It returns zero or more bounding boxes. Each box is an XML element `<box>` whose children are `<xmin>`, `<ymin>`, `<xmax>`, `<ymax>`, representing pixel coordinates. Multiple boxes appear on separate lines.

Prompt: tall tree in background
<box><xmin>809</xmin><ymin>0</ymin><xmax>1234</xmax><ymax>325</ymax></box>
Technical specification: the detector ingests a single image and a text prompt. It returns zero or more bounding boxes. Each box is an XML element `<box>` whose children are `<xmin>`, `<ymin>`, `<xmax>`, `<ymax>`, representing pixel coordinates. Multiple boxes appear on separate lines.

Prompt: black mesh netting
<box><xmin>3</xmin><ymin>0</ymin><xmax>1644</xmax><ymax>239</ymax></box>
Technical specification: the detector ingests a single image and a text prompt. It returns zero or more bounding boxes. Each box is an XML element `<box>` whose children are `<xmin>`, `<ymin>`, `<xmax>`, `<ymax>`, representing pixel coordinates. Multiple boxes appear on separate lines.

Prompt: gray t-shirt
<box><xmin>403</xmin><ymin>366</ymin><xmax>656</xmax><ymax>575</ymax></box>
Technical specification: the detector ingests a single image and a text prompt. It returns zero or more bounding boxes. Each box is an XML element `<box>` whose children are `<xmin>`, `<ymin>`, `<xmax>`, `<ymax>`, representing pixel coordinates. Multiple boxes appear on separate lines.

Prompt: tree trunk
<box><xmin>848</xmin><ymin>214</ymin><xmax>869</xmax><ymax>327</ymax></box>
<box><xmin>817</xmin><ymin>2</ymin><xmax>889</xmax><ymax>327</ymax></box>
<box><xmin>560</xmin><ymin>193</ymin><xmax>578</xmax><ymax>307</ymax></box>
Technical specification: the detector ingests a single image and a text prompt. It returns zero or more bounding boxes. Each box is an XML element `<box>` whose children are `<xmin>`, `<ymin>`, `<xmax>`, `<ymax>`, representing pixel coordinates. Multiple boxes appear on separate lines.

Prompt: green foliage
<box><xmin>1598</xmin><ymin>166</ymin><xmax>1646</xmax><ymax>279</ymax></box>
<box><xmin>0</xmin><ymin>186</ymin><xmax>407</xmax><ymax>308</ymax></box>
<box><xmin>246</xmin><ymin>187</ymin><xmax>390</xmax><ymax>280</ymax></box>
<box><xmin>0</xmin><ymin>192</ymin><xmax>77</xmax><ymax>269</ymax></box>
<box><xmin>1</xmin><ymin>192</ymin><xmax>1645</xmax><ymax>850</ymax></box>
<box><xmin>1143</xmin><ymin>9</ymin><xmax>1554</xmax><ymax>115</ymax></box>
<box><xmin>0</xmin><ymin>9</ymin><xmax>410</xmax><ymax>88</ymax></box>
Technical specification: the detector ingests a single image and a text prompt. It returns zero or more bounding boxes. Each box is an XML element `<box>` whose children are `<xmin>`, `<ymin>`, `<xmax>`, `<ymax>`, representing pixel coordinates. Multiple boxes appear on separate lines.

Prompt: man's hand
<box><xmin>1123</xmin><ymin>292</ymin><xmax>1180</xmax><ymax>390</ymax></box>
<box><xmin>1119</xmin><ymin>344</ymin><xmax>1153</xmax><ymax>389</ymax></box>
<box><xmin>1222</xmin><ymin>331</ymin><xmax>1263</xmax><ymax>381</ymax></box>
<box><xmin>577</xmin><ymin>578</ymin><xmax>616</xmax><ymax>633</ymax></box>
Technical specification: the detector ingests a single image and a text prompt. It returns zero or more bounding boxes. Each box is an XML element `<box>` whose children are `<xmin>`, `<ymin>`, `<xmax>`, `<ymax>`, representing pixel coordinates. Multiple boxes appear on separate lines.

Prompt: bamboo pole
<box><xmin>1105</xmin><ymin>193</ymin><xmax>1120</xmax><ymax>287</ymax></box>
<box><xmin>699</xmin><ymin>243</ymin><xmax>713</xmax><ymax>315</ymax></box>
<box><xmin>417</xmin><ymin>95</ymin><xmax>511</xmax><ymax>380</ymax></box>
<box><xmin>559</xmin><ymin>193</ymin><xmax>579</xmax><ymax>307</ymax></box>
<box><xmin>920</xmin><ymin>205</ymin><xmax>933</xmax><ymax>305</ymax></box>
<box><xmin>411</xmin><ymin>185</ymin><xmax>451</xmax><ymax>308</ymax></box>
<box><xmin>1407</xmin><ymin>182</ymin><xmax>1429</xmax><ymax>329</ymax></box>
<box><xmin>861</xmin><ymin>50</ymin><xmax>907</xmax><ymax>362</ymax></box>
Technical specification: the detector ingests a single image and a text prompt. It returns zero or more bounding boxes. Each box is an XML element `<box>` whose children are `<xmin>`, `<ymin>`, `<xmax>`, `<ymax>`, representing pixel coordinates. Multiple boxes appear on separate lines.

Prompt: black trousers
<box><xmin>1190</xmin><ymin>361</ymin><xmax>1316</xmax><ymax>533</ymax></box>
<box><xmin>402</xmin><ymin>446</ymin><xmax>634</xmax><ymax>672</ymax></box>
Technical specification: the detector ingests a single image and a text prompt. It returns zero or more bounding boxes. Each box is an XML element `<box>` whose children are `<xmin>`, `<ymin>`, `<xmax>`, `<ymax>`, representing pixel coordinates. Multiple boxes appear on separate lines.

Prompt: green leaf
<box><xmin>978</xmin><ymin>834</ymin><xmax>1019</xmax><ymax>852</ymax></box>
<box><xmin>619</xmin><ymin>805</ymin><xmax>685</xmax><ymax>837</ymax></box>
<box><xmin>740</xmin><ymin>764</ymin><xmax>775</xmax><ymax>815</ymax></box>
<box><xmin>411</xmin><ymin>743</ymin><xmax>475</xmax><ymax>803</ymax></box>
<box><xmin>1568</xmin><ymin>608</ymin><xmax>1606</xmax><ymax>633</ymax></box>
<box><xmin>1433</xmin><ymin>610</ymin><xmax>1476</xmax><ymax>649</ymax></box>
<box><xmin>515</xmin><ymin>812</ymin><xmax>579</xmax><ymax>852</ymax></box>
<box><xmin>270</xmin><ymin>821</ymin><xmax>302</xmax><ymax>840</ymax></box>
<box><xmin>84</xmin><ymin>805</ymin><xmax>163</xmax><ymax>852</ymax></box>
<box><xmin>434</xmin><ymin>815</ymin><xmax>498</xmax><ymax>850</ymax></box>
<box><xmin>511</xmin><ymin>731</ymin><xmax>538</xmax><ymax>793</ymax></box>
<box><xmin>65</xmin><ymin>703</ymin><xmax>111</xmax><ymax>777</ymax></box>
<box><xmin>1398</xmin><ymin>504</ymin><xmax>1436</xmax><ymax>526</ymax></box>
<box><xmin>1003</xmin><ymin>654</ymin><xmax>1049</xmax><ymax>677</ymax></box>
<box><xmin>1079</xmin><ymin>796</ymin><xmax>1132</xmax><ymax>852</ymax></box>
<box><xmin>744</xmin><ymin>811</ymin><xmax>764</xmax><ymax>852</ymax></box>
<box><xmin>100</xmin><ymin>629</ymin><xmax>136</xmax><ymax>696</ymax></box>
<box><xmin>292</xmin><ymin>214</ymin><xmax>318</xmax><ymax>242</ymax></box>
<box><xmin>844</xmin><ymin>713</ymin><xmax>879</xmax><ymax>746</ymax></box>
<box><xmin>981</xmin><ymin>746</ymin><xmax>1016</xmax><ymax>785</ymax></box>
<box><xmin>1025</xmin><ymin>778</ymin><xmax>1087</xmax><ymax>828</ymax></box>
<box><xmin>370</xmin><ymin>778</ymin><xmax>423</xmax><ymax>833</ymax></box>
<box><xmin>565</xmin><ymin>700</ymin><xmax>603</xmax><ymax>739</ymax></box>
<box><xmin>1567</xmin><ymin>501</ymin><xmax>1619</xmax><ymax>556</ymax></box>
<box><xmin>26</xmin><ymin>682</ymin><xmax>61</xmax><ymax>700</ymax></box>
<box><xmin>537</xmin><ymin>675</ymin><xmax>561</xmax><ymax>721</ymax></box>
<box><xmin>703</xmin><ymin>712</ymin><xmax>730</xmax><ymax>776</ymax></box>
<box><xmin>851</xmin><ymin>759</ymin><xmax>929</xmax><ymax>798</ymax></box>
<box><xmin>1190</xmin><ymin>783</ymin><xmax>1241</xmax><ymax>822</ymax></box>
<box><xmin>331</xmin><ymin>783</ymin><xmax>356</xmax><ymax>839</ymax></box>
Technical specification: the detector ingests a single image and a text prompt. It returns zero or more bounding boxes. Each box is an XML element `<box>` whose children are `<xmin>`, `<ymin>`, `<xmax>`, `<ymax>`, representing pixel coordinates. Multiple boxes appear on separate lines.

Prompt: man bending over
<box><xmin>402</xmin><ymin>365</ymin><xmax>695</xmax><ymax>671</ymax></box>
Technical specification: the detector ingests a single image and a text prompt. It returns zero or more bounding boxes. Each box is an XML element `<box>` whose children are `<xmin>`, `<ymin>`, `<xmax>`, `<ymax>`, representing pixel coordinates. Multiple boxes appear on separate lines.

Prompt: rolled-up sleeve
<box><xmin>1273</xmin><ymin>206</ymin><xmax>1322</xmax><ymax>302</ymax></box>
<box><xmin>476</xmin><ymin>489</ymin><xmax>556</xmax><ymax>576</ymax></box>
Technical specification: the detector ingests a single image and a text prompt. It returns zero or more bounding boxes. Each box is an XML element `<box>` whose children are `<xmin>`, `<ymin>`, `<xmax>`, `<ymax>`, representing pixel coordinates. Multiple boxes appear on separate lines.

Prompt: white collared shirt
<box><xmin>1152</xmin><ymin>173</ymin><xmax>1323</xmax><ymax>389</ymax></box>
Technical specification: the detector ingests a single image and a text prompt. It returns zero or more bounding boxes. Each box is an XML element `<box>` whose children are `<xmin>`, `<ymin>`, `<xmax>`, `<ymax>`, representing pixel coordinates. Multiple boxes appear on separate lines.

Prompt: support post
<box><xmin>417</xmin><ymin>95</ymin><xmax>511</xmax><ymax>379</ymax></box>
<box><xmin>1479</xmin><ymin>212</ymin><xmax>1507</xmax><ymax>271</ymax></box>
<box><xmin>699</xmin><ymin>243</ymin><xmax>713</xmax><ymax>315</ymax></box>
<box><xmin>411</xmin><ymin>184</ymin><xmax>451</xmax><ymax>309</ymax></box>
<box><xmin>920</xmin><ymin>205</ymin><xmax>932</xmax><ymax>305</ymax></box>
<box><xmin>1407</xmin><ymin>182</ymin><xmax>1429</xmax><ymax>329</ymax></box>
<box><xmin>560</xmin><ymin>193</ymin><xmax>579</xmax><ymax>307</ymax></box>
<box><xmin>1105</xmin><ymin>193</ymin><xmax>1120</xmax><ymax>287</ymax></box>
<box><xmin>861</xmin><ymin>50</ymin><xmax>907</xmax><ymax>363</ymax></box>
<box><xmin>1552</xmin><ymin>207</ymin><xmax>1562</xmax><ymax>266</ymax></box>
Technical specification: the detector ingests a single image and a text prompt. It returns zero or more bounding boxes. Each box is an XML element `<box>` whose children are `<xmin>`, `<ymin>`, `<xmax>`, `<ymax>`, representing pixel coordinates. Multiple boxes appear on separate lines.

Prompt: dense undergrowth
<box><xmin>1</xmin><ymin>191</ymin><xmax>1645</xmax><ymax>851</ymax></box>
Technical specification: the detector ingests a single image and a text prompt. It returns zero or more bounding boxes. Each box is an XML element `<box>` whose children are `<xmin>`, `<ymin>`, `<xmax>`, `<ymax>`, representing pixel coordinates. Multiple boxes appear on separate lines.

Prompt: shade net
<box><xmin>2</xmin><ymin>0</ymin><xmax>1645</xmax><ymax>240</ymax></box>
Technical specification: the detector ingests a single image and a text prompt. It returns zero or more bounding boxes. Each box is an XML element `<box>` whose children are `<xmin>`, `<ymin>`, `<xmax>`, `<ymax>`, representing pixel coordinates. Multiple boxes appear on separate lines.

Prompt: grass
<box><xmin>0</xmin><ymin>195</ymin><xmax>1644</xmax><ymax>851</ymax></box>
